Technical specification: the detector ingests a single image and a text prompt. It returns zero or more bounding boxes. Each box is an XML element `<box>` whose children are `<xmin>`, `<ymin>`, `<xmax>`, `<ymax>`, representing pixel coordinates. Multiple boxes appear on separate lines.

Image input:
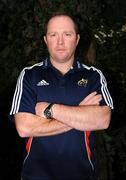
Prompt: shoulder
<box><xmin>80</xmin><ymin>63</ymin><xmax>107</xmax><ymax>82</ymax></box>
<box><xmin>15</xmin><ymin>61</ymin><xmax>46</xmax><ymax>85</ymax></box>
<box><xmin>81</xmin><ymin>63</ymin><xmax>102</xmax><ymax>74</ymax></box>
<box><xmin>81</xmin><ymin>63</ymin><xmax>103</xmax><ymax>75</ymax></box>
<box><xmin>22</xmin><ymin>61</ymin><xmax>45</xmax><ymax>73</ymax></box>
<box><xmin>18</xmin><ymin>61</ymin><xmax>45</xmax><ymax>77</ymax></box>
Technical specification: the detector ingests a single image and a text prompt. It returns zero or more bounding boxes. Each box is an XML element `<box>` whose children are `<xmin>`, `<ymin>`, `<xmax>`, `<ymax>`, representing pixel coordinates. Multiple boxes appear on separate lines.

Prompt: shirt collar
<box><xmin>42</xmin><ymin>58</ymin><xmax>84</xmax><ymax>72</ymax></box>
<box><xmin>71</xmin><ymin>59</ymin><xmax>83</xmax><ymax>72</ymax></box>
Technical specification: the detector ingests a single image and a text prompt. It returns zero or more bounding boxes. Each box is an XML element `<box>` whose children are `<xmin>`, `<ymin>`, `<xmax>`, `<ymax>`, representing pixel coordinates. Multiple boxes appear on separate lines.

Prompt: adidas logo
<box><xmin>37</xmin><ymin>80</ymin><xmax>49</xmax><ymax>86</ymax></box>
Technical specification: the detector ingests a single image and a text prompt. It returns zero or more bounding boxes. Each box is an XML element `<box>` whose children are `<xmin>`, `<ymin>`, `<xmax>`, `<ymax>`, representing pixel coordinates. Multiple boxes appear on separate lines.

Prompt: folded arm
<box><xmin>14</xmin><ymin>112</ymin><xmax>72</xmax><ymax>137</ymax></box>
<box><xmin>52</xmin><ymin>91</ymin><xmax>111</xmax><ymax>131</ymax></box>
<box><xmin>53</xmin><ymin>104</ymin><xmax>111</xmax><ymax>131</ymax></box>
<box><xmin>36</xmin><ymin>91</ymin><xmax>111</xmax><ymax>131</ymax></box>
<box><xmin>14</xmin><ymin>92</ymin><xmax>105</xmax><ymax>137</ymax></box>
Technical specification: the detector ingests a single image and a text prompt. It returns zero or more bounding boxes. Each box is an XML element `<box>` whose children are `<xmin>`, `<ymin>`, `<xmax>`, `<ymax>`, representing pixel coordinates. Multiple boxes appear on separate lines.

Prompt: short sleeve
<box><xmin>90</xmin><ymin>67</ymin><xmax>114</xmax><ymax>109</ymax></box>
<box><xmin>10</xmin><ymin>68</ymin><xmax>37</xmax><ymax>115</ymax></box>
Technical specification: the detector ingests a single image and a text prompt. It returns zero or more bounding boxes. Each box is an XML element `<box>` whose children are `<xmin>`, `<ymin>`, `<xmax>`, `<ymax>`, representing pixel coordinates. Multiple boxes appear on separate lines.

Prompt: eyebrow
<box><xmin>47</xmin><ymin>31</ymin><xmax>76</xmax><ymax>34</ymax></box>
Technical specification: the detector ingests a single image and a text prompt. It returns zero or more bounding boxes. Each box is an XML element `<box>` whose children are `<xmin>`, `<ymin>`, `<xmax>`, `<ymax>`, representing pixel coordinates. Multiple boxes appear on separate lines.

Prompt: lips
<box><xmin>56</xmin><ymin>48</ymin><xmax>66</xmax><ymax>52</ymax></box>
<box><xmin>57</xmin><ymin>48</ymin><xmax>65</xmax><ymax>50</ymax></box>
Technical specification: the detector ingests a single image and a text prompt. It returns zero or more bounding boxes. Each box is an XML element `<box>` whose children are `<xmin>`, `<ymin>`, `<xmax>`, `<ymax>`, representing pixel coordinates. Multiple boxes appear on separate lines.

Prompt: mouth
<box><xmin>56</xmin><ymin>49</ymin><xmax>66</xmax><ymax>52</ymax></box>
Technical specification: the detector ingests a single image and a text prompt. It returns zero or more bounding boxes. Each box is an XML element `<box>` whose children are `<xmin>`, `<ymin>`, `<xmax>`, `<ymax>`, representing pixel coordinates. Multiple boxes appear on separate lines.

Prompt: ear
<box><xmin>76</xmin><ymin>34</ymin><xmax>80</xmax><ymax>45</ymax></box>
<box><xmin>44</xmin><ymin>36</ymin><xmax>47</xmax><ymax>45</ymax></box>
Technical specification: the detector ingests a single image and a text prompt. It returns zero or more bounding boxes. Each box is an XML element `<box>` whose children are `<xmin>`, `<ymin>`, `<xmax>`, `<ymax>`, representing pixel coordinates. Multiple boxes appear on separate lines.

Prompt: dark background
<box><xmin>0</xmin><ymin>0</ymin><xmax>126</xmax><ymax>179</ymax></box>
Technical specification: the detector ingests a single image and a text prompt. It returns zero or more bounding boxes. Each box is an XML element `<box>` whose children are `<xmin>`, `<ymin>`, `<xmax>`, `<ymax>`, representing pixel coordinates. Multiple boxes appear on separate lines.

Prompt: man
<box><xmin>10</xmin><ymin>12</ymin><xmax>113</xmax><ymax>180</ymax></box>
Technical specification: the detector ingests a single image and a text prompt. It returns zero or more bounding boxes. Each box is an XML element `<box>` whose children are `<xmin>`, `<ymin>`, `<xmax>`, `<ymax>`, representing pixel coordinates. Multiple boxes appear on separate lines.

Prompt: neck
<box><xmin>50</xmin><ymin>58</ymin><xmax>74</xmax><ymax>75</ymax></box>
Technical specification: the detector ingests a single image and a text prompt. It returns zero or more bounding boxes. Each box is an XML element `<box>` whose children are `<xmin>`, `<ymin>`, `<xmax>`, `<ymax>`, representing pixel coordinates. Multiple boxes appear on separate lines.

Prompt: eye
<box><xmin>49</xmin><ymin>33</ymin><xmax>57</xmax><ymax>37</ymax></box>
<box><xmin>50</xmin><ymin>33</ymin><xmax>56</xmax><ymax>37</ymax></box>
<box><xmin>65</xmin><ymin>33</ymin><xmax>72</xmax><ymax>36</ymax></box>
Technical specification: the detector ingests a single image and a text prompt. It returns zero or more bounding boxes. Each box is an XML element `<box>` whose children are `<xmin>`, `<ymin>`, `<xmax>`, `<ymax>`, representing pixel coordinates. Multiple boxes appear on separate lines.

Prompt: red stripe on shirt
<box><xmin>26</xmin><ymin>137</ymin><xmax>33</xmax><ymax>154</ymax></box>
<box><xmin>85</xmin><ymin>131</ymin><xmax>91</xmax><ymax>158</ymax></box>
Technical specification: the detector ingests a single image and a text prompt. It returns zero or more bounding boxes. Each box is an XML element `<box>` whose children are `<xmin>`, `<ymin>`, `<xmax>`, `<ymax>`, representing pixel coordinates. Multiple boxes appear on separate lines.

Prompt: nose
<box><xmin>57</xmin><ymin>34</ymin><xmax>64</xmax><ymax>45</ymax></box>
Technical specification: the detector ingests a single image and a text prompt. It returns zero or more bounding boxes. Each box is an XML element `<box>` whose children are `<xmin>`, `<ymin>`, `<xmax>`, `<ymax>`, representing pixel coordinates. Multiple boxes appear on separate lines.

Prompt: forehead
<box><xmin>47</xmin><ymin>16</ymin><xmax>75</xmax><ymax>32</ymax></box>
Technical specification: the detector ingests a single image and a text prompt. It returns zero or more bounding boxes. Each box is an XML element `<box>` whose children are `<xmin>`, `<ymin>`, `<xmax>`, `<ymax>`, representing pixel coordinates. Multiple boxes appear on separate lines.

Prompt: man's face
<box><xmin>44</xmin><ymin>16</ymin><xmax>80</xmax><ymax>64</ymax></box>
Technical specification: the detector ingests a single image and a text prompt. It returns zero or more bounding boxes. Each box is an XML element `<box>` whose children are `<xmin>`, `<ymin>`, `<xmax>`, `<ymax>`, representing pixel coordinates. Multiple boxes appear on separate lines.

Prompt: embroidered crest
<box><xmin>77</xmin><ymin>78</ymin><xmax>88</xmax><ymax>87</ymax></box>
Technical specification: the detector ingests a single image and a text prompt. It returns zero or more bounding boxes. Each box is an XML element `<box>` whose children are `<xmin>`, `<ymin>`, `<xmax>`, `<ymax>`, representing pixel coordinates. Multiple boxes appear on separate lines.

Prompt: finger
<box><xmin>80</xmin><ymin>94</ymin><xmax>102</xmax><ymax>105</ymax></box>
<box><xmin>91</xmin><ymin>94</ymin><xmax>102</xmax><ymax>102</ymax></box>
<box><xmin>86</xmin><ymin>94</ymin><xmax>102</xmax><ymax>104</ymax></box>
<box><xmin>82</xmin><ymin>91</ymin><xmax>97</xmax><ymax>103</ymax></box>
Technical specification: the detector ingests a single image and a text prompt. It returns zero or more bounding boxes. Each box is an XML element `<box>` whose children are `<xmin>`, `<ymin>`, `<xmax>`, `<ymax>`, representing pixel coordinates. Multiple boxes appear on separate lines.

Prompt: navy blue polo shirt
<box><xmin>10</xmin><ymin>58</ymin><xmax>113</xmax><ymax>180</ymax></box>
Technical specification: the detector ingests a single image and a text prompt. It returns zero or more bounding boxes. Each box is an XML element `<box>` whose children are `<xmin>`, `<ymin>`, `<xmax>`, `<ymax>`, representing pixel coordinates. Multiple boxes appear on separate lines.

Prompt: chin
<box><xmin>55</xmin><ymin>59</ymin><xmax>70</xmax><ymax>63</ymax></box>
<box><xmin>53</xmin><ymin>55</ymin><xmax>72</xmax><ymax>63</ymax></box>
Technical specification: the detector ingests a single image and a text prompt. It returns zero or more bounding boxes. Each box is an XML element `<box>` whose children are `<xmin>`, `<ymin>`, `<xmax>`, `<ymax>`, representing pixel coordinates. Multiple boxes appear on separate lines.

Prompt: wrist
<box><xmin>51</xmin><ymin>103</ymin><xmax>60</xmax><ymax>120</ymax></box>
<box><xmin>44</xmin><ymin>103</ymin><xmax>54</xmax><ymax>119</ymax></box>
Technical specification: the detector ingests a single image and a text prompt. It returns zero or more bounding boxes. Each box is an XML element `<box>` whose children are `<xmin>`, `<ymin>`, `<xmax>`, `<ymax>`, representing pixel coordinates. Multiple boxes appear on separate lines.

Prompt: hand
<box><xmin>79</xmin><ymin>91</ymin><xmax>102</xmax><ymax>106</ymax></box>
<box><xmin>35</xmin><ymin>102</ymin><xmax>49</xmax><ymax>118</ymax></box>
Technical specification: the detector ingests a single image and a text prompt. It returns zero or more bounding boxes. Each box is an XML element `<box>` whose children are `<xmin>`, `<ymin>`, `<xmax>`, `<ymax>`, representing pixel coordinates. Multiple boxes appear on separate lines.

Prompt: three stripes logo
<box><xmin>37</xmin><ymin>80</ymin><xmax>49</xmax><ymax>86</ymax></box>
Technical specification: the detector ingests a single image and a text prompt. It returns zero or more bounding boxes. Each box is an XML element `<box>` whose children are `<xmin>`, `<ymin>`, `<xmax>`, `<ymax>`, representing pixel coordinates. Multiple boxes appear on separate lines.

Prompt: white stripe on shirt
<box><xmin>82</xmin><ymin>64</ymin><xmax>114</xmax><ymax>109</ymax></box>
<box><xmin>10</xmin><ymin>61</ymin><xmax>44</xmax><ymax>115</ymax></box>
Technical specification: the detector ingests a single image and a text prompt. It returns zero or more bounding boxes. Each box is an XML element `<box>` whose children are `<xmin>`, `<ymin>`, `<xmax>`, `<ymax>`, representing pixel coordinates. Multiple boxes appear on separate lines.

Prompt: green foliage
<box><xmin>0</xmin><ymin>0</ymin><xmax>34</xmax><ymax>87</ymax></box>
